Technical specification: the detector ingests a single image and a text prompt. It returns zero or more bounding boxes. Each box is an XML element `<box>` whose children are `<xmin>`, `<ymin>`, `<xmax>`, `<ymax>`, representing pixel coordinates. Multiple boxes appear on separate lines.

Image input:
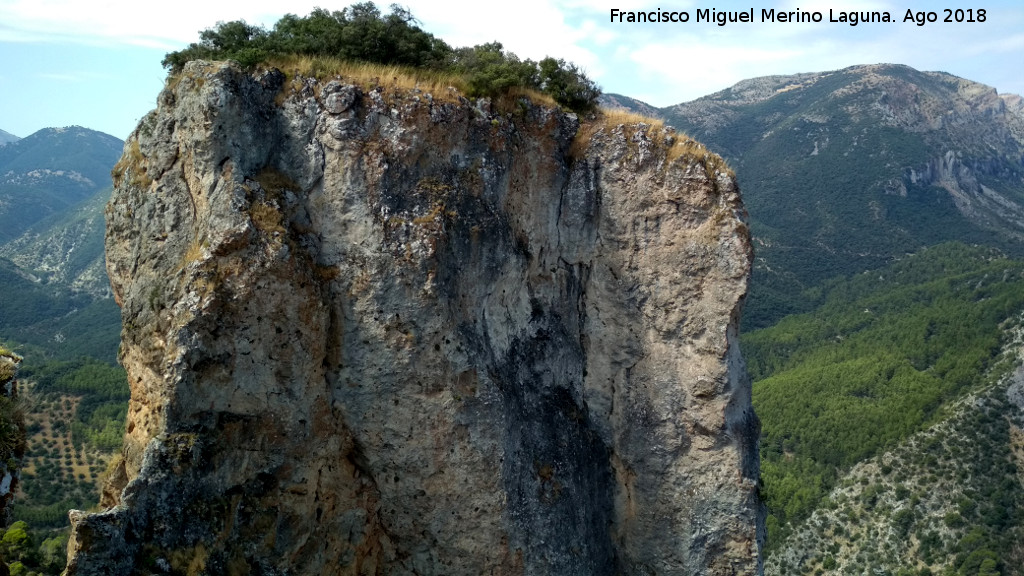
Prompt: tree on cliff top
<box><xmin>161</xmin><ymin>2</ymin><xmax>600</xmax><ymax>112</ymax></box>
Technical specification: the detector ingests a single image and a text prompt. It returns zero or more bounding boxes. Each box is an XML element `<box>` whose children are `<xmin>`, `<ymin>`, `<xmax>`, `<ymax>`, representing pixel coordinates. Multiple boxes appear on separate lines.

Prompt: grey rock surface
<box><xmin>67</xmin><ymin>61</ymin><xmax>763</xmax><ymax>575</ymax></box>
<box><xmin>0</xmin><ymin>350</ymin><xmax>23</xmax><ymax>528</ymax></box>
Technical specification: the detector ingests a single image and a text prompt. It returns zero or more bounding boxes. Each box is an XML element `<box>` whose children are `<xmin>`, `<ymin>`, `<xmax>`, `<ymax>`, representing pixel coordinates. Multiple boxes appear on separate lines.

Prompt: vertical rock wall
<box><xmin>67</xmin><ymin>61</ymin><xmax>763</xmax><ymax>575</ymax></box>
<box><xmin>0</xmin><ymin>350</ymin><xmax>23</xmax><ymax>528</ymax></box>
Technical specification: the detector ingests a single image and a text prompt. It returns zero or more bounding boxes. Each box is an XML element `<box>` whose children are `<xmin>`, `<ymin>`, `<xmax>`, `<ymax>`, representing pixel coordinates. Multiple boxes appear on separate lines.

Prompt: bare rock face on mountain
<box><xmin>65</xmin><ymin>61</ymin><xmax>762</xmax><ymax>575</ymax></box>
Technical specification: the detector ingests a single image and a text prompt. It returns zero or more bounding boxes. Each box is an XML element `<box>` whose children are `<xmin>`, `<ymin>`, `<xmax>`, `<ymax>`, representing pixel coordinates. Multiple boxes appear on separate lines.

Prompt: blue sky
<box><xmin>1</xmin><ymin>0</ymin><xmax>1022</xmax><ymax>140</ymax></box>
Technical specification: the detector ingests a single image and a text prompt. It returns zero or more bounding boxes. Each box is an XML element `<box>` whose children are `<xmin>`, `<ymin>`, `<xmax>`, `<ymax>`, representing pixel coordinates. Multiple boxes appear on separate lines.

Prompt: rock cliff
<box><xmin>0</xmin><ymin>349</ymin><xmax>24</xmax><ymax>527</ymax></box>
<box><xmin>66</xmin><ymin>61</ymin><xmax>762</xmax><ymax>575</ymax></box>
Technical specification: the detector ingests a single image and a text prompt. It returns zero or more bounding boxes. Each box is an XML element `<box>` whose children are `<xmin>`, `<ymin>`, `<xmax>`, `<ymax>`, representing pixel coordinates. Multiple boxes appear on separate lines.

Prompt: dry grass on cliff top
<box><xmin>266</xmin><ymin>55</ymin><xmax>465</xmax><ymax>98</ymax></box>
<box><xmin>263</xmin><ymin>55</ymin><xmax>559</xmax><ymax>110</ymax></box>
<box><xmin>572</xmin><ymin>109</ymin><xmax>734</xmax><ymax>178</ymax></box>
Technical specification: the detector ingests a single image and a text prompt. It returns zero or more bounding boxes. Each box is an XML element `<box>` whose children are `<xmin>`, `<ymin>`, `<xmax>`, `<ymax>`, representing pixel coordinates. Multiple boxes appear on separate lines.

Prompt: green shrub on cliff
<box><xmin>272</xmin><ymin>4</ymin><xmax>451</xmax><ymax>69</ymax></box>
<box><xmin>162</xmin><ymin>2</ymin><xmax>600</xmax><ymax>112</ymax></box>
<box><xmin>450</xmin><ymin>42</ymin><xmax>538</xmax><ymax>97</ymax></box>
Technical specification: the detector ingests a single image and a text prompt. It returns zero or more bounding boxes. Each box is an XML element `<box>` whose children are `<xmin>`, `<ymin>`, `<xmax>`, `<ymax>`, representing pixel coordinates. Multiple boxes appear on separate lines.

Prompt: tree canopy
<box><xmin>162</xmin><ymin>3</ymin><xmax>600</xmax><ymax>112</ymax></box>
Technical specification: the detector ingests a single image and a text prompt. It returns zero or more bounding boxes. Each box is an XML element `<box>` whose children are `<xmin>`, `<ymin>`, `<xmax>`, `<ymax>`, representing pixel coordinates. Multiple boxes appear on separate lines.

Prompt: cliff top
<box><xmin>163</xmin><ymin>2</ymin><xmax>600</xmax><ymax>112</ymax></box>
<box><xmin>127</xmin><ymin>59</ymin><xmax>733</xmax><ymax>198</ymax></box>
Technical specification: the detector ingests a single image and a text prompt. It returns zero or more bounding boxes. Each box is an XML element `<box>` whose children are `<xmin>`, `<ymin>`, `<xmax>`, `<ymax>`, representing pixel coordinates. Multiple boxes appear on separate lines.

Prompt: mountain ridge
<box><xmin>603</xmin><ymin>63</ymin><xmax>1024</xmax><ymax>329</ymax></box>
<box><xmin>0</xmin><ymin>128</ymin><xmax>19</xmax><ymax>146</ymax></box>
<box><xmin>0</xmin><ymin>126</ymin><xmax>122</xmax><ymax>244</ymax></box>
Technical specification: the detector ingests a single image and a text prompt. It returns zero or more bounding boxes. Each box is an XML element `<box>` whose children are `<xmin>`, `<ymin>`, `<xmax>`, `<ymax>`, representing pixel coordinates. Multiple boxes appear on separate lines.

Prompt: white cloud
<box><xmin>2</xmin><ymin>0</ymin><xmax>1021</xmax><ymax>107</ymax></box>
<box><xmin>0</xmin><ymin>0</ymin><xmax>323</xmax><ymax>46</ymax></box>
<box><xmin>774</xmin><ymin>0</ymin><xmax>896</xmax><ymax>14</ymax></box>
<box><xmin>624</xmin><ymin>38</ymin><xmax>804</xmax><ymax>104</ymax></box>
<box><xmin>964</xmin><ymin>33</ymin><xmax>1024</xmax><ymax>55</ymax></box>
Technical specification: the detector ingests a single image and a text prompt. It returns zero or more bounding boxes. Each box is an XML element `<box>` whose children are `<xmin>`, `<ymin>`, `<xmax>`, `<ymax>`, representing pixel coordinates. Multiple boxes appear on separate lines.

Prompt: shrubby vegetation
<box><xmin>162</xmin><ymin>3</ymin><xmax>600</xmax><ymax>112</ymax></box>
<box><xmin>0</xmin><ymin>348</ymin><xmax>24</xmax><ymax>473</ymax></box>
<box><xmin>766</xmin><ymin>384</ymin><xmax>1022</xmax><ymax>574</ymax></box>
<box><xmin>745</xmin><ymin>243</ymin><xmax>1024</xmax><ymax>547</ymax></box>
<box><xmin>0</xmin><ymin>394</ymin><xmax>22</xmax><ymax>464</ymax></box>
<box><xmin>0</xmin><ymin>260</ymin><xmax>121</xmax><ymax>365</ymax></box>
<box><xmin>0</xmin><ymin>520</ymin><xmax>68</xmax><ymax>575</ymax></box>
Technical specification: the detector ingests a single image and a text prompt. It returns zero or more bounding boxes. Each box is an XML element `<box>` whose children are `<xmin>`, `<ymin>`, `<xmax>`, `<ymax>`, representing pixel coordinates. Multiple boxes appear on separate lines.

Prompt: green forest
<box><xmin>745</xmin><ymin>242</ymin><xmax>1024</xmax><ymax>555</ymax></box>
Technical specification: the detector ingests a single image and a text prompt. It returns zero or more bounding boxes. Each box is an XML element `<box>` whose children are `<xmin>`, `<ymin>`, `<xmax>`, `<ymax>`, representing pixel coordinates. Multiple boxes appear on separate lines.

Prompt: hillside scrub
<box><xmin>162</xmin><ymin>2</ymin><xmax>600</xmax><ymax>112</ymax></box>
<box><xmin>765</xmin><ymin>383</ymin><xmax>1023</xmax><ymax>575</ymax></box>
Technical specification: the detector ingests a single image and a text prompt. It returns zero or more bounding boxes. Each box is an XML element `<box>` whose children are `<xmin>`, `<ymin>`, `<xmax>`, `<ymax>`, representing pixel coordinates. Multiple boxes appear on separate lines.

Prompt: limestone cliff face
<box><xmin>67</xmin><ymin>61</ymin><xmax>762</xmax><ymax>575</ymax></box>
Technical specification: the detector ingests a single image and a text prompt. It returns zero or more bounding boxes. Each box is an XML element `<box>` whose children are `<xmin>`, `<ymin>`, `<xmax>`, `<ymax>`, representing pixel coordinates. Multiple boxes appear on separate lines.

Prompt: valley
<box><xmin>0</xmin><ymin>127</ymin><xmax>127</xmax><ymax>574</ymax></box>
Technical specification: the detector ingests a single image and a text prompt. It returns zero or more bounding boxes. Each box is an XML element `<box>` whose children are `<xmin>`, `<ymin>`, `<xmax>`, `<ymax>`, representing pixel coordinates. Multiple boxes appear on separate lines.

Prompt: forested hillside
<box><xmin>744</xmin><ymin>243</ymin><xmax>1024</xmax><ymax>558</ymax></box>
<box><xmin>766</xmin><ymin>378</ymin><xmax>1024</xmax><ymax>575</ymax></box>
<box><xmin>0</xmin><ymin>127</ymin><xmax>126</xmax><ymax>575</ymax></box>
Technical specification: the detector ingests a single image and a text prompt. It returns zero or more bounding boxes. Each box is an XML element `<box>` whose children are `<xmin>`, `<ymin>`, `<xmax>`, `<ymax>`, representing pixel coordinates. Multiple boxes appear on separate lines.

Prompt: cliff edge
<box><xmin>0</xmin><ymin>348</ymin><xmax>23</xmax><ymax>528</ymax></box>
<box><xmin>67</xmin><ymin>61</ymin><xmax>763</xmax><ymax>575</ymax></box>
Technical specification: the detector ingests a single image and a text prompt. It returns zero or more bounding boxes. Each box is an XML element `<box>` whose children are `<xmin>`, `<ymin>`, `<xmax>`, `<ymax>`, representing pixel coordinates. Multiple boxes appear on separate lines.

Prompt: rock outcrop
<box><xmin>66</xmin><ymin>61</ymin><xmax>762</xmax><ymax>575</ymax></box>
<box><xmin>0</xmin><ymin>349</ymin><xmax>24</xmax><ymax>527</ymax></box>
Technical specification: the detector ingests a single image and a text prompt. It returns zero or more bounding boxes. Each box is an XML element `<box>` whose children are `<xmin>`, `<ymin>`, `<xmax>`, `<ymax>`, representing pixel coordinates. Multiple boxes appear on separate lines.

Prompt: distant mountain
<box><xmin>603</xmin><ymin>64</ymin><xmax>1024</xmax><ymax>328</ymax></box>
<box><xmin>597</xmin><ymin>93</ymin><xmax>662</xmax><ymax>118</ymax></box>
<box><xmin>0</xmin><ymin>126</ymin><xmax>122</xmax><ymax>243</ymax></box>
<box><xmin>0</xmin><ymin>126</ymin><xmax>122</xmax><ymax>363</ymax></box>
<box><xmin>0</xmin><ymin>128</ymin><xmax>18</xmax><ymax>146</ymax></box>
<box><xmin>0</xmin><ymin>187</ymin><xmax>110</xmax><ymax>298</ymax></box>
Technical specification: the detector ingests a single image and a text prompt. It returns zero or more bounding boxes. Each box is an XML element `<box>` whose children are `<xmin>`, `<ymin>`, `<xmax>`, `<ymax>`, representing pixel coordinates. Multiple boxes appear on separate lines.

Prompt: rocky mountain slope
<box><xmin>0</xmin><ymin>188</ymin><xmax>111</xmax><ymax>298</ymax></box>
<box><xmin>0</xmin><ymin>127</ymin><xmax>122</xmax><ymax>364</ymax></box>
<box><xmin>604</xmin><ymin>64</ymin><xmax>1024</xmax><ymax>328</ymax></box>
<box><xmin>65</xmin><ymin>61</ymin><xmax>763</xmax><ymax>575</ymax></box>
